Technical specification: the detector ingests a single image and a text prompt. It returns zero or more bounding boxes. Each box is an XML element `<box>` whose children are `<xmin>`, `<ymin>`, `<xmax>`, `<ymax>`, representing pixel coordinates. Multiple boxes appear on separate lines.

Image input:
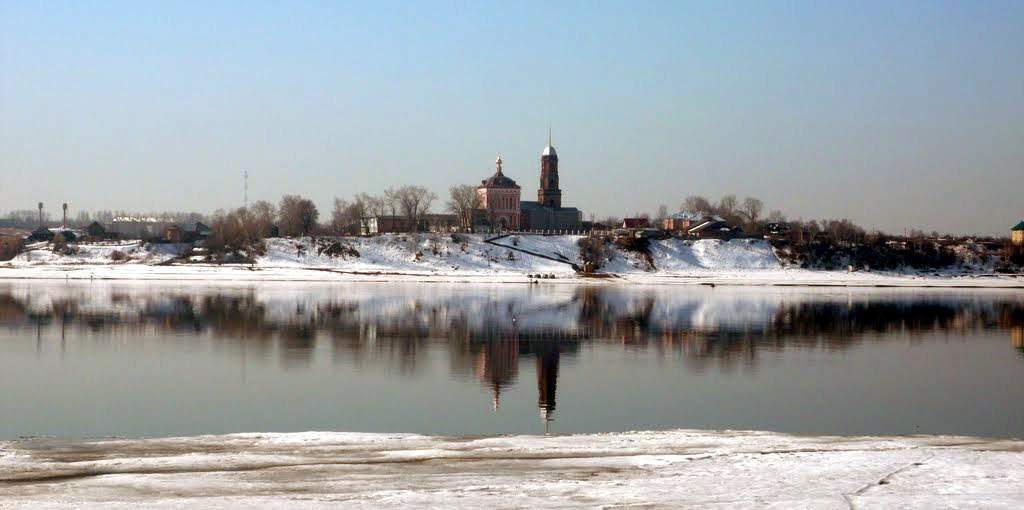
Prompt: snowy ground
<box><xmin>1</xmin><ymin>235</ymin><xmax>1021</xmax><ymax>287</ymax></box>
<box><xmin>1</xmin><ymin>429</ymin><xmax>1021</xmax><ymax>508</ymax></box>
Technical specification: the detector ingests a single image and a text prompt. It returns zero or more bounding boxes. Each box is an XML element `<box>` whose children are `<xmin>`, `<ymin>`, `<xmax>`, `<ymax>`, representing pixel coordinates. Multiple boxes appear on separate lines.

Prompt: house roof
<box><xmin>480</xmin><ymin>173</ymin><xmax>519</xmax><ymax>188</ymax></box>
<box><xmin>178</xmin><ymin>222</ymin><xmax>211</xmax><ymax>233</ymax></box>
<box><xmin>670</xmin><ymin>211</ymin><xmax>723</xmax><ymax>222</ymax></box>
<box><xmin>1013</xmin><ymin>221</ymin><xmax>1024</xmax><ymax>231</ymax></box>
<box><xmin>688</xmin><ymin>220</ymin><xmax>726</xmax><ymax>233</ymax></box>
<box><xmin>480</xmin><ymin>155</ymin><xmax>520</xmax><ymax>189</ymax></box>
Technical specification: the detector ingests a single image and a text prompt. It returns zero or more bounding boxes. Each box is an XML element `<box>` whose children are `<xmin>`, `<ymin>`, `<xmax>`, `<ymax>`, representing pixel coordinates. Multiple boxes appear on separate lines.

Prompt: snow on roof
<box><xmin>542</xmin><ymin>144</ymin><xmax>557</xmax><ymax>157</ymax></box>
<box><xmin>669</xmin><ymin>211</ymin><xmax>722</xmax><ymax>222</ymax></box>
<box><xmin>112</xmin><ymin>216</ymin><xmax>176</xmax><ymax>223</ymax></box>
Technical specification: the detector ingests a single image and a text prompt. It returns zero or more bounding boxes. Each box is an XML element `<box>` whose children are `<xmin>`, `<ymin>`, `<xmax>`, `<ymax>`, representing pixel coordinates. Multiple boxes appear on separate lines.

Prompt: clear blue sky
<box><xmin>2</xmin><ymin>1</ymin><xmax>1022</xmax><ymax>234</ymax></box>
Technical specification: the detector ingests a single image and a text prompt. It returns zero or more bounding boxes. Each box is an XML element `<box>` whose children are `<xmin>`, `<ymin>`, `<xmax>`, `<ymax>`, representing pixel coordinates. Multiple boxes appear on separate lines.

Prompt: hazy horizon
<box><xmin>2</xmin><ymin>1</ymin><xmax>1022</xmax><ymax>235</ymax></box>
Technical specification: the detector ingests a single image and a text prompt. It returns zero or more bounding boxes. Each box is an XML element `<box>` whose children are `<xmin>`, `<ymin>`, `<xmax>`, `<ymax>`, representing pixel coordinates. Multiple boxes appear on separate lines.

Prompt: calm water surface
<box><xmin>1</xmin><ymin>281</ymin><xmax>1022</xmax><ymax>439</ymax></box>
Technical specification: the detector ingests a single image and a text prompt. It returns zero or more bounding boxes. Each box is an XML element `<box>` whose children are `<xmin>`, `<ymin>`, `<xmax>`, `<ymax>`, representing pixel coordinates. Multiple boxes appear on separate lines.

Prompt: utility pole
<box><xmin>243</xmin><ymin>170</ymin><xmax>249</xmax><ymax>209</ymax></box>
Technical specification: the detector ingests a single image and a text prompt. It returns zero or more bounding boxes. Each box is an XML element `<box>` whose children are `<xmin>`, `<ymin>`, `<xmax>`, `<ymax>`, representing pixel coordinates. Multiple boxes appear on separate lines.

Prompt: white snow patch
<box><xmin>1</xmin><ymin>429</ymin><xmax>1021</xmax><ymax>508</ymax></box>
<box><xmin>2</xmin><ymin>235</ymin><xmax>1023</xmax><ymax>288</ymax></box>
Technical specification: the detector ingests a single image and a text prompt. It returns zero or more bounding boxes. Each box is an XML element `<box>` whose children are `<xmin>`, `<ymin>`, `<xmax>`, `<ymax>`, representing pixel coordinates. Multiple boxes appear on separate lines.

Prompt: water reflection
<box><xmin>2</xmin><ymin>284</ymin><xmax>1023</xmax><ymax>426</ymax></box>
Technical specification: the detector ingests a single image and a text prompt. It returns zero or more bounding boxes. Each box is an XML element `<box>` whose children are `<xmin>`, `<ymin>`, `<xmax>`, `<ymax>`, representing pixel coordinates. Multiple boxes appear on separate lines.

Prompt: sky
<box><xmin>1</xmin><ymin>1</ymin><xmax>1022</xmax><ymax>235</ymax></box>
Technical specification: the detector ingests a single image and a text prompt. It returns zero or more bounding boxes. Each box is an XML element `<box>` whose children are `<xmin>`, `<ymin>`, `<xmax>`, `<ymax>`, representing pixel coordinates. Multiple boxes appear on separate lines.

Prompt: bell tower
<box><xmin>538</xmin><ymin>129</ymin><xmax>561</xmax><ymax>208</ymax></box>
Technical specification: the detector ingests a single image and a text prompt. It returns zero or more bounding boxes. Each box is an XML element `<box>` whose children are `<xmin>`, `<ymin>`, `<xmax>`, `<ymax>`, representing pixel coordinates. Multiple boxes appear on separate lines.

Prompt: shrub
<box><xmin>577</xmin><ymin>236</ymin><xmax>609</xmax><ymax>273</ymax></box>
<box><xmin>110</xmin><ymin>250</ymin><xmax>128</xmax><ymax>262</ymax></box>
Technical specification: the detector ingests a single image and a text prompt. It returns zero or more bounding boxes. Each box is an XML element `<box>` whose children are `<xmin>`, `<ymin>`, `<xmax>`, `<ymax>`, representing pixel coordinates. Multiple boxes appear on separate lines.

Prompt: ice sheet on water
<box><xmin>1</xmin><ymin>429</ymin><xmax>1022</xmax><ymax>508</ymax></box>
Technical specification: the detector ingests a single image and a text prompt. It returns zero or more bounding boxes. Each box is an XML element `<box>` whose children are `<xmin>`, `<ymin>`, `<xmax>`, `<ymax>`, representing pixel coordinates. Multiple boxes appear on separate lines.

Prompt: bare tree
<box><xmin>717</xmin><ymin>195</ymin><xmax>737</xmax><ymax>216</ymax></box>
<box><xmin>74</xmin><ymin>210</ymin><xmax>92</xmax><ymax>228</ymax></box>
<box><xmin>278</xmin><ymin>194</ymin><xmax>319</xmax><ymax>237</ymax></box>
<box><xmin>331</xmin><ymin>197</ymin><xmax>351</xmax><ymax>234</ymax></box>
<box><xmin>655</xmin><ymin>204</ymin><xmax>668</xmax><ymax>222</ymax></box>
<box><xmin>354</xmin><ymin>193</ymin><xmax>385</xmax><ymax>234</ymax></box>
<box><xmin>330</xmin><ymin>196</ymin><xmax>371</xmax><ymax>235</ymax></box>
<box><xmin>447</xmin><ymin>184</ymin><xmax>481</xmax><ymax>231</ymax></box>
<box><xmin>767</xmin><ymin>209</ymin><xmax>786</xmax><ymax>223</ymax></box>
<box><xmin>208</xmin><ymin>207</ymin><xmax>266</xmax><ymax>255</ymax></box>
<box><xmin>741</xmin><ymin>197</ymin><xmax>764</xmax><ymax>228</ymax></box>
<box><xmin>394</xmin><ymin>185</ymin><xmax>437</xmax><ymax>232</ymax></box>
<box><xmin>383</xmin><ymin>187</ymin><xmax>400</xmax><ymax>217</ymax></box>
<box><xmin>577</xmin><ymin>236</ymin><xmax>609</xmax><ymax>273</ymax></box>
<box><xmin>682</xmin><ymin>195</ymin><xmax>713</xmax><ymax>213</ymax></box>
<box><xmin>248</xmin><ymin>200</ymin><xmax>277</xmax><ymax>238</ymax></box>
<box><xmin>347</xmin><ymin>194</ymin><xmax>369</xmax><ymax>234</ymax></box>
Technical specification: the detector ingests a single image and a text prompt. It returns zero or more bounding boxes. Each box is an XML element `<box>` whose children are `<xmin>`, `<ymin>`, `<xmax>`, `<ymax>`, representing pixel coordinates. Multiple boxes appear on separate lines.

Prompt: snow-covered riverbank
<box><xmin>1</xmin><ymin>429</ymin><xmax>1021</xmax><ymax>508</ymax></box>
<box><xmin>2</xmin><ymin>235</ymin><xmax>1021</xmax><ymax>287</ymax></box>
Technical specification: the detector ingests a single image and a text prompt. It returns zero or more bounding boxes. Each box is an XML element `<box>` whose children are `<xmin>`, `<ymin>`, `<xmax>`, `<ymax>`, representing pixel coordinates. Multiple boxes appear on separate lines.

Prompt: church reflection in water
<box><xmin>470</xmin><ymin>337</ymin><xmax>565</xmax><ymax>426</ymax></box>
<box><xmin>2</xmin><ymin>284</ymin><xmax>1024</xmax><ymax>426</ymax></box>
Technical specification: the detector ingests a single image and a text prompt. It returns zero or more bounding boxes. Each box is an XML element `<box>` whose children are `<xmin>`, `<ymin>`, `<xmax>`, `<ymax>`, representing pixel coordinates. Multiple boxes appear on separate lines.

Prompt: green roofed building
<box><xmin>1012</xmin><ymin>221</ymin><xmax>1024</xmax><ymax>245</ymax></box>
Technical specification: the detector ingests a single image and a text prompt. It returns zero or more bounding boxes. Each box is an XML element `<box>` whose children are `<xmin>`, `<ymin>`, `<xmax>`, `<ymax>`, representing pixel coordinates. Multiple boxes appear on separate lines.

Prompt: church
<box><xmin>476</xmin><ymin>137</ymin><xmax>583</xmax><ymax>232</ymax></box>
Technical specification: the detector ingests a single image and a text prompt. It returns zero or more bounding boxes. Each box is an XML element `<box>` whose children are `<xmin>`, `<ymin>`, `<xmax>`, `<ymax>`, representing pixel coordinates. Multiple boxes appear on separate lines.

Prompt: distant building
<box><xmin>663</xmin><ymin>211</ymin><xmax>719</xmax><ymax>233</ymax></box>
<box><xmin>27</xmin><ymin>226</ymin><xmax>55</xmax><ymax>242</ymax></box>
<box><xmin>109</xmin><ymin>217</ymin><xmax>176</xmax><ymax>239</ymax></box>
<box><xmin>518</xmin><ymin>140</ymin><xmax>582</xmax><ymax>231</ymax></box>
<box><xmin>361</xmin><ymin>215</ymin><xmax>410</xmax><ymax>235</ymax></box>
<box><xmin>421</xmin><ymin>214</ymin><xmax>459</xmax><ymax>233</ymax></box>
<box><xmin>622</xmin><ymin>218</ymin><xmax>650</xmax><ymax>229</ymax></box>
<box><xmin>471</xmin><ymin>137</ymin><xmax>584</xmax><ymax>233</ymax></box>
<box><xmin>1013</xmin><ymin>221</ymin><xmax>1024</xmax><ymax>246</ymax></box>
<box><xmin>164</xmin><ymin>225</ymin><xmax>184</xmax><ymax>242</ymax></box>
<box><xmin>763</xmin><ymin>222</ymin><xmax>792</xmax><ymax>241</ymax></box>
<box><xmin>687</xmin><ymin>218</ymin><xmax>738</xmax><ymax>239</ymax></box>
<box><xmin>477</xmin><ymin>156</ymin><xmax>522</xmax><ymax>231</ymax></box>
<box><xmin>169</xmin><ymin>222</ymin><xmax>212</xmax><ymax>242</ymax></box>
<box><xmin>85</xmin><ymin>221</ymin><xmax>107</xmax><ymax>239</ymax></box>
<box><xmin>181</xmin><ymin>222</ymin><xmax>212</xmax><ymax>239</ymax></box>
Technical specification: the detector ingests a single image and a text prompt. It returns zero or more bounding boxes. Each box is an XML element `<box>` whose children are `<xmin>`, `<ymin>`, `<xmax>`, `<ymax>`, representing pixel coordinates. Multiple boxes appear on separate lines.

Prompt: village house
<box><xmin>1012</xmin><ymin>221</ymin><xmax>1024</xmax><ymax>246</ymax></box>
<box><xmin>358</xmin><ymin>214</ymin><xmax>459</xmax><ymax>235</ymax></box>
<box><xmin>361</xmin><ymin>215</ymin><xmax>410</xmax><ymax>235</ymax></box>
<box><xmin>161</xmin><ymin>223</ymin><xmax>210</xmax><ymax>243</ymax></box>
<box><xmin>421</xmin><ymin>214</ymin><xmax>460</xmax><ymax>233</ymax></box>
<box><xmin>663</xmin><ymin>211</ymin><xmax>726</xmax><ymax>235</ymax></box>
<box><xmin>85</xmin><ymin>221</ymin><xmax>108</xmax><ymax>239</ymax></box>
<box><xmin>164</xmin><ymin>225</ymin><xmax>184</xmax><ymax>242</ymax></box>
<box><xmin>108</xmin><ymin>217</ymin><xmax>176</xmax><ymax>239</ymax></box>
<box><xmin>687</xmin><ymin>218</ymin><xmax>739</xmax><ymax>239</ymax></box>
<box><xmin>622</xmin><ymin>218</ymin><xmax>649</xmax><ymax>229</ymax></box>
<box><xmin>763</xmin><ymin>222</ymin><xmax>793</xmax><ymax>241</ymax></box>
<box><xmin>28</xmin><ymin>226</ymin><xmax>55</xmax><ymax>242</ymax></box>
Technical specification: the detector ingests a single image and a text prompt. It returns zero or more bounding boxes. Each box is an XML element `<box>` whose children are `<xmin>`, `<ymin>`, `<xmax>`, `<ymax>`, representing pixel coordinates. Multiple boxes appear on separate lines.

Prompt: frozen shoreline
<box><xmin>0</xmin><ymin>264</ymin><xmax>1022</xmax><ymax>288</ymax></box>
<box><xmin>4</xmin><ymin>235</ymin><xmax>1021</xmax><ymax>288</ymax></box>
<box><xmin>1</xmin><ymin>429</ymin><xmax>1022</xmax><ymax>508</ymax></box>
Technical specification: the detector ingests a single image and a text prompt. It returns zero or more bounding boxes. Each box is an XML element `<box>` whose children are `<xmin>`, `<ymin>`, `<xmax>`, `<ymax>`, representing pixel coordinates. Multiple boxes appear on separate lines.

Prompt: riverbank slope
<box><xmin>1</xmin><ymin>235</ymin><xmax>1021</xmax><ymax>287</ymax></box>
